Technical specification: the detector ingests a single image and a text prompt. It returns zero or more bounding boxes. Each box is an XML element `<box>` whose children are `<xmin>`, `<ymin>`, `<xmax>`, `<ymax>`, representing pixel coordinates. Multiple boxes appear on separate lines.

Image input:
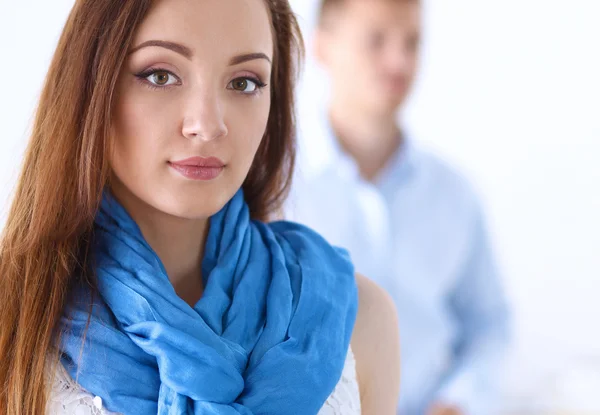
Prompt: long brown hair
<box><xmin>0</xmin><ymin>1</ymin><xmax>303</xmax><ymax>413</ymax></box>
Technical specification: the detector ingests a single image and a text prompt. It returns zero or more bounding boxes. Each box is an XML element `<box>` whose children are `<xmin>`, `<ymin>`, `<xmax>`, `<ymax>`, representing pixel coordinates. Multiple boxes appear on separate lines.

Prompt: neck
<box><xmin>111</xmin><ymin>181</ymin><xmax>208</xmax><ymax>307</ymax></box>
<box><xmin>329</xmin><ymin>100</ymin><xmax>402</xmax><ymax>181</ymax></box>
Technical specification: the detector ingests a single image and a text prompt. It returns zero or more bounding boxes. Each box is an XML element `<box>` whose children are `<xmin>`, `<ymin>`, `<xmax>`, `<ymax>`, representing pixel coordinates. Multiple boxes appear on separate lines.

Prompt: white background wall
<box><xmin>1</xmin><ymin>0</ymin><xmax>599</xmax><ymax>412</ymax></box>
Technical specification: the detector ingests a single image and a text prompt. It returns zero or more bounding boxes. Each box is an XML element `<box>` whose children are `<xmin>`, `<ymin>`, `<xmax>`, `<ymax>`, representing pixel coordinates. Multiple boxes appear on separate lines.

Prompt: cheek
<box><xmin>111</xmin><ymin>90</ymin><xmax>174</xmax><ymax>181</ymax></box>
<box><xmin>407</xmin><ymin>58</ymin><xmax>419</xmax><ymax>79</ymax></box>
<box><xmin>228</xmin><ymin>96</ymin><xmax>271</xmax><ymax>163</ymax></box>
<box><xmin>110</xmin><ymin>96</ymin><xmax>165</xmax><ymax>196</ymax></box>
<box><xmin>341</xmin><ymin>46</ymin><xmax>378</xmax><ymax>83</ymax></box>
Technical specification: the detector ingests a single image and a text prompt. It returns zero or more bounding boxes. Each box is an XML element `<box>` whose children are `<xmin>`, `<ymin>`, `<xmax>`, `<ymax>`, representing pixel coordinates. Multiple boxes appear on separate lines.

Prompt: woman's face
<box><xmin>110</xmin><ymin>0</ymin><xmax>273</xmax><ymax>219</ymax></box>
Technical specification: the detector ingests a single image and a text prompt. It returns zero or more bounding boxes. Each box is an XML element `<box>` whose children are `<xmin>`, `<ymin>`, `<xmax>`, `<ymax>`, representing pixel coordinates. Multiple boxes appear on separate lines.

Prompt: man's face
<box><xmin>316</xmin><ymin>0</ymin><xmax>421</xmax><ymax>115</ymax></box>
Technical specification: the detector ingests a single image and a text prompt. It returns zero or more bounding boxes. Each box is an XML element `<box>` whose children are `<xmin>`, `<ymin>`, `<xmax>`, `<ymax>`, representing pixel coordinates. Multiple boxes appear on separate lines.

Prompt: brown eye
<box><xmin>153</xmin><ymin>71</ymin><xmax>170</xmax><ymax>85</ymax></box>
<box><xmin>144</xmin><ymin>70</ymin><xmax>178</xmax><ymax>86</ymax></box>
<box><xmin>367</xmin><ymin>31</ymin><xmax>384</xmax><ymax>50</ymax></box>
<box><xmin>228</xmin><ymin>77</ymin><xmax>262</xmax><ymax>94</ymax></box>
<box><xmin>232</xmin><ymin>79</ymin><xmax>249</xmax><ymax>91</ymax></box>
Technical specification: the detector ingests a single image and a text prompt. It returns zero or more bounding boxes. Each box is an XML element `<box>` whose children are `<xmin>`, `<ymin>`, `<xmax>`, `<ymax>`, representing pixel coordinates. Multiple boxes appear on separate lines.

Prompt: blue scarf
<box><xmin>60</xmin><ymin>190</ymin><xmax>358</xmax><ymax>414</ymax></box>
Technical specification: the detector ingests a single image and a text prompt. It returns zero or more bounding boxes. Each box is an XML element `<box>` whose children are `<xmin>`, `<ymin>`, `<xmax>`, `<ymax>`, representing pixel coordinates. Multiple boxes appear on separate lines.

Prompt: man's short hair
<box><xmin>317</xmin><ymin>0</ymin><xmax>419</xmax><ymax>26</ymax></box>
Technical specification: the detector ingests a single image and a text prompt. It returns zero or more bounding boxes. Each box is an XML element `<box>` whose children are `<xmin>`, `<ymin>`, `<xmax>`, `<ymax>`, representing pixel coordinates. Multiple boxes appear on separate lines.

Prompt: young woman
<box><xmin>0</xmin><ymin>0</ymin><xmax>400</xmax><ymax>414</ymax></box>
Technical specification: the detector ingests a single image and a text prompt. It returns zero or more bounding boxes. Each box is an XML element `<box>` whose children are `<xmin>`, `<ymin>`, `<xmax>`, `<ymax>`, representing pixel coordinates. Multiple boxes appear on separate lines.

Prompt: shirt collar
<box><xmin>297</xmin><ymin>108</ymin><xmax>418</xmax><ymax>183</ymax></box>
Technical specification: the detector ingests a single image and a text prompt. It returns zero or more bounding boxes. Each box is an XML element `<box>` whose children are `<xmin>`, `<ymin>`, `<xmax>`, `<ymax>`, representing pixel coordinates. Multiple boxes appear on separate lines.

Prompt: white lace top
<box><xmin>47</xmin><ymin>349</ymin><xmax>361</xmax><ymax>415</ymax></box>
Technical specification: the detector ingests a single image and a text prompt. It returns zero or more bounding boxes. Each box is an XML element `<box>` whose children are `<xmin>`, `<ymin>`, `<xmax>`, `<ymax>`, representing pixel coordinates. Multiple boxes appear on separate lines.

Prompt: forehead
<box><xmin>134</xmin><ymin>0</ymin><xmax>274</xmax><ymax>59</ymax></box>
<box><xmin>337</xmin><ymin>0</ymin><xmax>420</xmax><ymax>32</ymax></box>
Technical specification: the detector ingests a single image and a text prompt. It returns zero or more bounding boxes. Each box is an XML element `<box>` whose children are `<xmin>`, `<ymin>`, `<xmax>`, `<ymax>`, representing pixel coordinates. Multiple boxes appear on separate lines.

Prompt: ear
<box><xmin>312</xmin><ymin>27</ymin><xmax>329</xmax><ymax>67</ymax></box>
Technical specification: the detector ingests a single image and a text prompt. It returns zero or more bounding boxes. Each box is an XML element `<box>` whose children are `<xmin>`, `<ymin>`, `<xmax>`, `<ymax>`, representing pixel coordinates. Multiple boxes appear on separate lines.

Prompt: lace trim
<box><xmin>319</xmin><ymin>349</ymin><xmax>362</xmax><ymax>414</ymax></box>
<box><xmin>47</xmin><ymin>363</ymin><xmax>108</xmax><ymax>415</ymax></box>
<box><xmin>47</xmin><ymin>351</ymin><xmax>361</xmax><ymax>415</ymax></box>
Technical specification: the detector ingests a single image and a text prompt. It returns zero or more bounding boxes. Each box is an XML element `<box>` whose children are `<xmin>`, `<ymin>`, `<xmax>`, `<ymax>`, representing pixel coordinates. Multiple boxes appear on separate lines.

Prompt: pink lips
<box><xmin>168</xmin><ymin>157</ymin><xmax>225</xmax><ymax>181</ymax></box>
<box><xmin>385</xmin><ymin>77</ymin><xmax>408</xmax><ymax>94</ymax></box>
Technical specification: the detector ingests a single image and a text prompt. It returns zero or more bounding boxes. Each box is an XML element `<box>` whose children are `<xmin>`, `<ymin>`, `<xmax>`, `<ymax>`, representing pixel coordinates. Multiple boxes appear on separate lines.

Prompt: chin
<box><xmin>149</xmin><ymin>189</ymin><xmax>235</xmax><ymax>221</ymax></box>
<box><xmin>372</xmin><ymin>94</ymin><xmax>406</xmax><ymax>114</ymax></box>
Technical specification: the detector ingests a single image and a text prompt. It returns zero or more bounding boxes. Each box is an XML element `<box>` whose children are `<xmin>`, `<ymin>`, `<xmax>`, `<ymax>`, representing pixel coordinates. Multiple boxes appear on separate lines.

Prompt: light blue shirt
<box><xmin>287</xmin><ymin>117</ymin><xmax>510</xmax><ymax>415</ymax></box>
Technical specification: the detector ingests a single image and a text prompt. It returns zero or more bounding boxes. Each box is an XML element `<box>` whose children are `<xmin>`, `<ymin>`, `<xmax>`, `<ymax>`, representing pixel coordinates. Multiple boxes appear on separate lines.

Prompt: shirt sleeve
<box><xmin>434</xmin><ymin>203</ymin><xmax>511</xmax><ymax>415</ymax></box>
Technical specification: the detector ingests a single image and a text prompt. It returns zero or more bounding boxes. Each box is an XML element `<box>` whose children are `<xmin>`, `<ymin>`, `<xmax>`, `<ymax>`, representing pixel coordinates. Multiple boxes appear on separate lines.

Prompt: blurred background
<box><xmin>288</xmin><ymin>1</ymin><xmax>600</xmax><ymax>413</ymax></box>
<box><xmin>1</xmin><ymin>0</ymin><xmax>599</xmax><ymax>413</ymax></box>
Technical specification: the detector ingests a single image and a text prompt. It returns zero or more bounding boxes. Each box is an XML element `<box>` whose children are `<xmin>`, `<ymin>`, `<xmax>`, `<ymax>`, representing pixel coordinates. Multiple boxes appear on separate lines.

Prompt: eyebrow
<box><xmin>129</xmin><ymin>40</ymin><xmax>272</xmax><ymax>66</ymax></box>
<box><xmin>229</xmin><ymin>53</ymin><xmax>272</xmax><ymax>66</ymax></box>
<box><xmin>129</xmin><ymin>40</ymin><xmax>193</xmax><ymax>59</ymax></box>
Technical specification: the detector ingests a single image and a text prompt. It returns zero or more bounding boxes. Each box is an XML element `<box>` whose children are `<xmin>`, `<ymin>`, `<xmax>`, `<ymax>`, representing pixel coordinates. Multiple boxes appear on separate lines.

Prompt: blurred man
<box><xmin>287</xmin><ymin>0</ymin><xmax>510</xmax><ymax>414</ymax></box>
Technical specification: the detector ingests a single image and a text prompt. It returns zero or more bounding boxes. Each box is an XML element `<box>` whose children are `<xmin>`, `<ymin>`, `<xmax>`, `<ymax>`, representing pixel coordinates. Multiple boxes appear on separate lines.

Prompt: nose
<box><xmin>181</xmin><ymin>91</ymin><xmax>228</xmax><ymax>141</ymax></box>
<box><xmin>385</xmin><ymin>48</ymin><xmax>410</xmax><ymax>75</ymax></box>
<box><xmin>382</xmin><ymin>38</ymin><xmax>414</xmax><ymax>75</ymax></box>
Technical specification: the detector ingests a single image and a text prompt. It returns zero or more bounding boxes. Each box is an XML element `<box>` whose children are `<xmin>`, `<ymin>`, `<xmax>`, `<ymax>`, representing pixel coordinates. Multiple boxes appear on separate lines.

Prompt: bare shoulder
<box><xmin>351</xmin><ymin>273</ymin><xmax>400</xmax><ymax>414</ymax></box>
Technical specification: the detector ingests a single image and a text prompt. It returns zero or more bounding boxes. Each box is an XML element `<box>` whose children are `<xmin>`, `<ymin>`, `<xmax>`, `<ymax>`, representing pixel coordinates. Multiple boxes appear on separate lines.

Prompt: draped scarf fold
<box><xmin>60</xmin><ymin>190</ymin><xmax>358</xmax><ymax>414</ymax></box>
